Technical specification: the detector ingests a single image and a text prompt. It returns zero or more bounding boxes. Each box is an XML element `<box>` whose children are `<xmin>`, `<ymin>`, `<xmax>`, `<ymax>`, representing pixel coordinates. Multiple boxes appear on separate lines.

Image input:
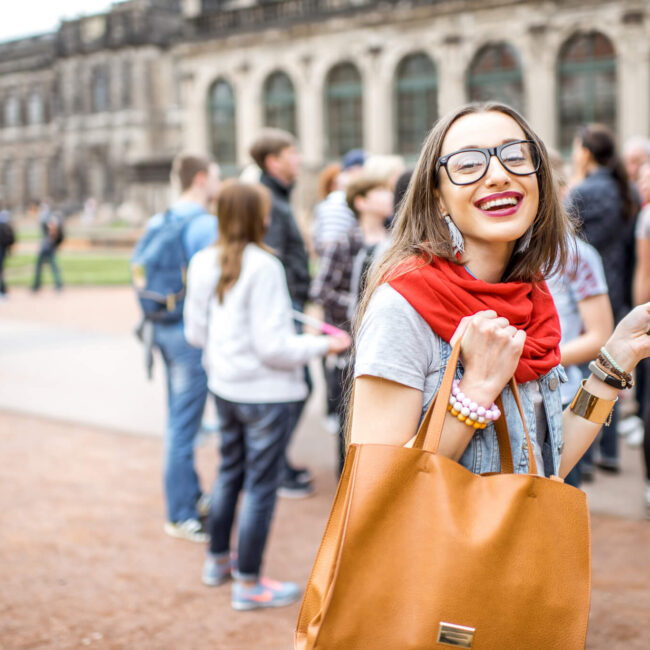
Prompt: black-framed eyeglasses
<box><xmin>437</xmin><ymin>140</ymin><xmax>541</xmax><ymax>186</ymax></box>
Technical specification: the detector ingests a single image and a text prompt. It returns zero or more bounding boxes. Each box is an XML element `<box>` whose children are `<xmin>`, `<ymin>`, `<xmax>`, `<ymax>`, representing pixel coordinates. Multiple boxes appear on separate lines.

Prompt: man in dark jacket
<box><xmin>250</xmin><ymin>128</ymin><xmax>313</xmax><ymax>497</ymax></box>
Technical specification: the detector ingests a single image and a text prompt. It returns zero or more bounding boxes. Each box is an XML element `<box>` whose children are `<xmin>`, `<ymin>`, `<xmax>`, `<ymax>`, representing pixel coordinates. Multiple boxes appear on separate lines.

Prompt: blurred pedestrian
<box><xmin>134</xmin><ymin>153</ymin><xmax>220</xmax><ymax>542</ymax></box>
<box><xmin>633</xmin><ymin>161</ymin><xmax>650</xmax><ymax>513</ymax></box>
<box><xmin>310</xmin><ymin>150</ymin><xmax>367</xmax><ymax>258</ymax></box>
<box><xmin>0</xmin><ymin>203</ymin><xmax>15</xmax><ymax>298</ymax></box>
<box><xmin>184</xmin><ymin>181</ymin><xmax>350</xmax><ymax>610</ymax></box>
<box><xmin>250</xmin><ymin>128</ymin><xmax>314</xmax><ymax>497</ymax></box>
<box><xmin>310</xmin><ymin>175</ymin><xmax>393</xmax><ymax>473</ymax></box>
<box><xmin>623</xmin><ymin>136</ymin><xmax>650</xmax><ymax>185</ymax></box>
<box><xmin>566</xmin><ymin>124</ymin><xmax>638</xmax><ymax>473</ymax></box>
<box><xmin>31</xmin><ymin>203</ymin><xmax>64</xmax><ymax>292</ymax></box>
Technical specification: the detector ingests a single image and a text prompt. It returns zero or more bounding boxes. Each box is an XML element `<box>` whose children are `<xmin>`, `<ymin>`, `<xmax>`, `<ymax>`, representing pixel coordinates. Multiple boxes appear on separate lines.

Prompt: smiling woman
<box><xmin>295</xmin><ymin>102</ymin><xmax>650</xmax><ymax>649</ymax></box>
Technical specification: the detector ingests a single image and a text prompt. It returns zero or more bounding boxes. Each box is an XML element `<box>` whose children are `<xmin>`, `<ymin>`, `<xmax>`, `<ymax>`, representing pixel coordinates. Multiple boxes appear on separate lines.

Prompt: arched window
<box><xmin>28</xmin><ymin>91</ymin><xmax>44</xmax><ymax>125</ymax></box>
<box><xmin>92</xmin><ymin>65</ymin><xmax>110</xmax><ymax>113</ymax></box>
<box><xmin>208</xmin><ymin>78</ymin><xmax>237</xmax><ymax>174</ymax></box>
<box><xmin>263</xmin><ymin>71</ymin><xmax>296</xmax><ymax>135</ymax></box>
<box><xmin>557</xmin><ymin>32</ymin><xmax>616</xmax><ymax>152</ymax></box>
<box><xmin>325</xmin><ymin>62</ymin><xmax>363</xmax><ymax>159</ymax></box>
<box><xmin>467</xmin><ymin>43</ymin><xmax>524</xmax><ymax>114</ymax></box>
<box><xmin>4</xmin><ymin>95</ymin><xmax>21</xmax><ymax>127</ymax></box>
<box><xmin>394</xmin><ymin>53</ymin><xmax>438</xmax><ymax>157</ymax></box>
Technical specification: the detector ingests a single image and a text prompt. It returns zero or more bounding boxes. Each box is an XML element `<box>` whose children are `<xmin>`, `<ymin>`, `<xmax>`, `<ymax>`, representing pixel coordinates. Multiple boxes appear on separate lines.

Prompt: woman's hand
<box><xmin>602</xmin><ymin>303</ymin><xmax>650</xmax><ymax>372</ymax></box>
<box><xmin>326</xmin><ymin>332</ymin><xmax>352</xmax><ymax>355</ymax></box>
<box><xmin>450</xmin><ymin>310</ymin><xmax>526</xmax><ymax>405</ymax></box>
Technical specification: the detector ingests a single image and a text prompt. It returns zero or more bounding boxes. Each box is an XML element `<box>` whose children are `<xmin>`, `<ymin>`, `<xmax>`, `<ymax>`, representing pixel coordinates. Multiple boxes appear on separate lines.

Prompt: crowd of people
<box><xmin>3</xmin><ymin>100</ymin><xmax>650</xmax><ymax>621</ymax></box>
<box><xmin>129</xmin><ymin>111</ymin><xmax>650</xmax><ymax>616</ymax></box>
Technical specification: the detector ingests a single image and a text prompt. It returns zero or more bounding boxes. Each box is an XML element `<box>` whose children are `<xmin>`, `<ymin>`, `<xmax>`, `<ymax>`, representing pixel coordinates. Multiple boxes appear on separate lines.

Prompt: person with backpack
<box><xmin>31</xmin><ymin>202</ymin><xmax>64</xmax><ymax>292</ymax></box>
<box><xmin>183</xmin><ymin>180</ymin><xmax>350</xmax><ymax>610</ymax></box>
<box><xmin>0</xmin><ymin>203</ymin><xmax>15</xmax><ymax>298</ymax></box>
<box><xmin>132</xmin><ymin>153</ymin><xmax>220</xmax><ymax>542</ymax></box>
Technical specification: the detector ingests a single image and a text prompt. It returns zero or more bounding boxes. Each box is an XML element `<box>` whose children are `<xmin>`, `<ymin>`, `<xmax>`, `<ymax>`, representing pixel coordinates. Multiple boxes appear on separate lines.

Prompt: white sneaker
<box><xmin>618</xmin><ymin>415</ymin><xmax>643</xmax><ymax>436</ymax></box>
<box><xmin>164</xmin><ymin>518</ymin><xmax>209</xmax><ymax>543</ymax></box>
<box><xmin>323</xmin><ymin>414</ymin><xmax>340</xmax><ymax>436</ymax></box>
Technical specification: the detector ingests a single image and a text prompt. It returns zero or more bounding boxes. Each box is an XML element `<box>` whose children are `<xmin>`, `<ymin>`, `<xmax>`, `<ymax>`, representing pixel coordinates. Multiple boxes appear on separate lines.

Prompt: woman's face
<box><xmin>436</xmin><ymin>111</ymin><xmax>540</xmax><ymax>255</ymax></box>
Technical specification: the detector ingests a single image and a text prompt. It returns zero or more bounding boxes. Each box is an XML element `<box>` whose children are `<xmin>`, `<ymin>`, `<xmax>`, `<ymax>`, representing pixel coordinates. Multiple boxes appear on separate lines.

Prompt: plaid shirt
<box><xmin>309</xmin><ymin>226</ymin><xmax>364</xmax><ymax>332</ymax></box>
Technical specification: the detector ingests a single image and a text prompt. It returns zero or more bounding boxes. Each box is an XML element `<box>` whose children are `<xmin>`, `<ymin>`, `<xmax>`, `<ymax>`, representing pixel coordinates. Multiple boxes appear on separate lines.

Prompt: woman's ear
<box><xmin>434</xmin><ymin>190</ymin><xmax>448</xmax><ymax>217</ymax></box>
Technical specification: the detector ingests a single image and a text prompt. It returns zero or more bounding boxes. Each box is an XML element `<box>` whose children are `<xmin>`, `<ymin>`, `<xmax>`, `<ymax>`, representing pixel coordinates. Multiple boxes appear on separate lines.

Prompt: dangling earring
<box><xmin>515</xmin><ymin>226</ymin><xmax>533</xmax><ymax>254</ymax></box>
<box><xmin>444</xmin><ymin>214</ymin><xmax>464</xmax><ymax>256</ymax></box>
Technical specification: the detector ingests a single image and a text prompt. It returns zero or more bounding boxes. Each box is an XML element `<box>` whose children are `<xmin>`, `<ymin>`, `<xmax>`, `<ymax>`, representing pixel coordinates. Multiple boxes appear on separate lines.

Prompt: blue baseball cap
<box><xmin>342</xmin><ymin>149</ymin><xmax>366</xmax><ymax>170</ymax></box>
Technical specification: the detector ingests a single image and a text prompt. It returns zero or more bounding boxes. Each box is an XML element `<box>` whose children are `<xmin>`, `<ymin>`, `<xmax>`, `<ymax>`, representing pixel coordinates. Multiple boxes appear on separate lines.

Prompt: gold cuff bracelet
<box><xmin>569</xmin><ymin>380</ymin><xmax>618</xmax><ymax>425</ymax></box>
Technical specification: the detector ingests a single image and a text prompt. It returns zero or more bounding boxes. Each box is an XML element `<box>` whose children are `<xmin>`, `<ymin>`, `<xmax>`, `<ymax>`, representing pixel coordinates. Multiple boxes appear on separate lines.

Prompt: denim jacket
<box><xmin>425</xmin><ymin>338</ymin><xmax>567</xmax><ymax>477</ymax></box>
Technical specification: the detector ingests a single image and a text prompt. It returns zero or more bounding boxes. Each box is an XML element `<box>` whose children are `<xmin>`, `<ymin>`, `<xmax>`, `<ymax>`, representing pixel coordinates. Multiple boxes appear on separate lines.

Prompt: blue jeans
<box><xmin>32</xmin><ymin>244</ymin><xmax>62</xmax><ymax>290</ymax></box>
<box><xmin>154</xmin><ymin>321</ymin><xmax>208</xmax><ymax>522</ymax></box>
<box><xmin>208</xmin><ymin>396</ymin><xmax>298</xmax><ymax>579</ymax></box>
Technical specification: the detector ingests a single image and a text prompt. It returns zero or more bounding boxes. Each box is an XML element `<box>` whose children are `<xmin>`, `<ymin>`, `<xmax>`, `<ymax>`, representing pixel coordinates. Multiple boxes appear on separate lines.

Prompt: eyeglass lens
<box><xmin>446</xmin><ymin>142</ymin><xmax>538</xmax><ymax>184</ymax></box>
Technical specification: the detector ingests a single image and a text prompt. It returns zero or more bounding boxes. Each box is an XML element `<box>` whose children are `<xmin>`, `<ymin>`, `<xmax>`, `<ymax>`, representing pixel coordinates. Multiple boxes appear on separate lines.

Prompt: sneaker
<box><xmin>278</xmin><ymin>474</ymin><xmax>314</xmax><ymax>499</ymax></box>
<box><xmin>617</xmin><ymin>415</ymin><xmax>643</xmax><ymax>437</ymax></box>
<box><xmin>596</xmin><ymin>458</ymin><xmax>621</xmax><ymax>474</ymax></box>
<box><xmin>202</xmin><ymin>552</ymin><xmax>234</xmax><ymax>586</ymax></box>
<box><xmin>164</xmin><ymin>518</ymin><xmax>209</xmax><ymax>543</ymax></box>
<box><xmin>626</xmin><ymin>424</ymin><xmax>645</xmax><ymax>448</ymax></box>
<box><xmin>231</xmin><ymin>577</ymin><xmax>301</xmax><ymax>611</ymax></box>
<box><xmin>285</xmin><ymin>465</ymin><xmax>313</xmax><ymax>484</ymax></box>
<box><xmin>196</xmin><ymin>493</ymin><xmax>211</xmax><ymax>519</ymax></box>
<box><xmin>323</xmin><ymin>413</ymin><xmax>340</xmax><ymax>436</ymax></box>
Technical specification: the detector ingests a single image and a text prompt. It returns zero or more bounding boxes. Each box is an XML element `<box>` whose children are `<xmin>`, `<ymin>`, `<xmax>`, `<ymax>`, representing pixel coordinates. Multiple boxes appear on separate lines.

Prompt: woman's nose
<box><xmin>484</xmin><ymin>155</ymin><xmax>511</xmax><ymax>186</ymax></box>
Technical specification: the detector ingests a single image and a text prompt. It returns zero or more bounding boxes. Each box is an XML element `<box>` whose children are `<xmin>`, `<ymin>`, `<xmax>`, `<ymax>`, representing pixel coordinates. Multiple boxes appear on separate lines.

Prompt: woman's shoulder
<box><xmin>190</xmin><ymin>245</ymin><xmax>217</xmax><ymax>268</ymax></box>
<box><xmin>359</xmin><ymin>284</ymin><xmax>443</xmax><ymax>349</ymax></box>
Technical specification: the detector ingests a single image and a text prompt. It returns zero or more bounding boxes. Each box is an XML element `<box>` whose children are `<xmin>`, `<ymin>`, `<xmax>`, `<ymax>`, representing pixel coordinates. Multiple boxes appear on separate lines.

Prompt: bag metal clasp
<box><xmin>437</xmin><ymin>622</ymin><xmax>475</xmax><ymax>648</ymax></box>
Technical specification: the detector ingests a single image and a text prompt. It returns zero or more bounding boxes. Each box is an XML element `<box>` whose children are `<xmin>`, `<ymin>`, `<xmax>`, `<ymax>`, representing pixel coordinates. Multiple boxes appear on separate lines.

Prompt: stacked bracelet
<box><xmin>594</xmin><ymin>347</ymin><xmax>634</xmax><ymax>389</ymax></box>
<box><xmin>447</xmin><ymin>380</ymin><xmax>501</xmax><ymax>430</ymax></box>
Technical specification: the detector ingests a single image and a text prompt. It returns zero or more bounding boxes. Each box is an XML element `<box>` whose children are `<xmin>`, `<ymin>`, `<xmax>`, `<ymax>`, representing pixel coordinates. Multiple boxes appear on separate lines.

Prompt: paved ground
<box><xmin>0</xmin><ymin>287</ymin><xmax>649</xmax><ymax>649</ymax></box>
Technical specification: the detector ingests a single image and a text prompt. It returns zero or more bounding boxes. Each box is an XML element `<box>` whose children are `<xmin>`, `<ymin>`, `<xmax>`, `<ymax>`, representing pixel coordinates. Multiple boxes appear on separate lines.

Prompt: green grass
<box><xmin>5</xmin><ymin>251</ymin><xmax>131</xmax><ymax>287</ymax></box>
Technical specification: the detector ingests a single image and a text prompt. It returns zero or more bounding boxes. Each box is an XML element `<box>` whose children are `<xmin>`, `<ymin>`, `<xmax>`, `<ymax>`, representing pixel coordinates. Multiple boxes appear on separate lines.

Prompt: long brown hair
<box><xmin>215</xmin><ymin>180</ymin><xmax>272</xmax><ymax>302</ymax></box>
<box><xmin>356</xmin><ymin>102</ymin><xmax>574</xmax><ymax>330</ymax></box>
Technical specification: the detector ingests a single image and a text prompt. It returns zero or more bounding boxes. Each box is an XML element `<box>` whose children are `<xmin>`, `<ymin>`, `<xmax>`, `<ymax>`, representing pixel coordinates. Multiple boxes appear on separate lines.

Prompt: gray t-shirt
<box><xmin>354</xmin><ymin>283</ymin><xmax>547</xmax><ymax>473</ymax></box>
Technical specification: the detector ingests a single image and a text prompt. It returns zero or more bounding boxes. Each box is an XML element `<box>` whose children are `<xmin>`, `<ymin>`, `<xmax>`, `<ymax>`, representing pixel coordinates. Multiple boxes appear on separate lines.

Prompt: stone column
<box><xmin>296</xmin><ymin>56</ymin><xmax>324</xmax><ymax>168</ymax></box>
<box><xmin>234</xmin><ymin>64</ymin><xmax>261</xmax><ymax>166</ymax></box>
<box><xmin>437</xmin><ymin>36</ymin><xmax>467</xmax><ymax>116</ymax></box>
<box><xmin>362</xmin><ymin>47</ymin><xmax>391</xmax><ymax>155</ymax></box>
<box><xmin>520</xmin><ymin>29</ymin><xmax>557</xmax><ymax>147</ymax></box>
<box><xmin>618</xmin><ymin>27</ymin><xmax>650</xmax><ymax>141</ymax></box>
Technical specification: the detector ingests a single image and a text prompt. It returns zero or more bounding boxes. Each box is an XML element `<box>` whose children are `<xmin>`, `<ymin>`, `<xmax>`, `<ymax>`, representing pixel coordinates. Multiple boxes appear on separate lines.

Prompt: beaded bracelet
<box><xmin>447</xmin><ymin>380</ymin><xmax>501</xmax><ymax>430</ymax></box>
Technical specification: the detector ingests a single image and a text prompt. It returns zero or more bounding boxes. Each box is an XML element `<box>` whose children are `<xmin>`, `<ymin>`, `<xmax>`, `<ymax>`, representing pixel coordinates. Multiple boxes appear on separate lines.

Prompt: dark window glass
<box><xmin>467</xmin><ymin>43</ymin><xmax>524</xmax><ymax>114</ymax></box>
<box><xmin>208</xmin><ymin>78</ymin><xmax>237</xmax><ymax>174</ymax></box>
<box><xmin>263</xmin><ymin>71</ymin><xmax>296</xmax><ymax>135</ymax></box>
<box><xmin>557</xmin><ymin>32</ymin><xmax>616</xmax><ymax>152</ymax></box>
<box><xmin>92</xmin><ymin>65</ymin><xmax>111</xmax><ymax>113</ymax></box>
<box><xmin>394</xmin><ymin>53</ymin><xmax>438</xmax><ymax>158</ymax></box>
<box><xmin>122</xmin><ymin>61</ymin><xmax>132</xmax><ymax>108</ymax></box>
<box><xmin>325</xmin><ymin>63</ymin><xmax>363</xmax><ymax>159</ymax></box>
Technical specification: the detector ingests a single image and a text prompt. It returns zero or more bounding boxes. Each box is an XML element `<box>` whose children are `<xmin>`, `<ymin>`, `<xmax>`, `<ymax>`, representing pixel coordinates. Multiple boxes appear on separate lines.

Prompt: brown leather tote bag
<box><xmin>295</xmin><ymin>340</ymin><xmax>591</xmax><ymax>649</ymax></box>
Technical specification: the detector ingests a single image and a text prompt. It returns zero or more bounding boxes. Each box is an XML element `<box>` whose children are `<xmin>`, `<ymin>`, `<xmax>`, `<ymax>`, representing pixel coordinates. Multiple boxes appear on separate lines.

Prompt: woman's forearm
<box><xmin>559</xmin><ymin>373</ymin><xmax>619</xmax><ymax>477</ymax></box>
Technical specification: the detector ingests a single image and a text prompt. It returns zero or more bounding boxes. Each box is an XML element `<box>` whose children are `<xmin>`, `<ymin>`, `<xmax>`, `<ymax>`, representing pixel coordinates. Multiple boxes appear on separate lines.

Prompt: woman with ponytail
<box><xmin>184</xmin><ymin>180</ymin><xmax>350</xmax><ymax>611</ymax></box>
<box><xmin>566</xmin><ymin>123</ymin><xmax>638</xmax><ymax>472</ymax></box>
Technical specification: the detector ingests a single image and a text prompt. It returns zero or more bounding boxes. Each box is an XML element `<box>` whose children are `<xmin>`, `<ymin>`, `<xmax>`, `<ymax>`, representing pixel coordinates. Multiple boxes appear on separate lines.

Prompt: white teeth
<box><xmin>478</xmin><ymin>197</ymin><xmax>519</xmax><ymax>210</ymax></box>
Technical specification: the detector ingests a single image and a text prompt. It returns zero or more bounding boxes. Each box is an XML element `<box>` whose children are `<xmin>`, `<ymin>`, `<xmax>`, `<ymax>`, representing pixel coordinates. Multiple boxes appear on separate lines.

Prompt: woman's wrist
<box><xmin>602</xmin><ymin>337</ymin><xmax>637</xmax><ymax>373</ymax></box>
<box><xmin>457</xmin><ymin>376</ymin><xmax>503</xmax><ymax>408</ymax></box>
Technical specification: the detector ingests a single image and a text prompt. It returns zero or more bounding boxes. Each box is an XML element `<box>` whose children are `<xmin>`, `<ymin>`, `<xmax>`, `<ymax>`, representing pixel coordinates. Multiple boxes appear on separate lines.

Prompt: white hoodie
<box><xmin>184</xmin><ymin>243</ymin><xmax>329</xmax><ymax>403</ymax></box>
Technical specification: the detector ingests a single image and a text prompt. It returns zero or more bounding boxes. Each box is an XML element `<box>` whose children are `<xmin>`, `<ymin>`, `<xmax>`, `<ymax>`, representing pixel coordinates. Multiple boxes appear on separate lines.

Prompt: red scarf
<box><xmin>388</xmin><ymin>256</ymin><xmax>561</xmax><ymax>383</ymax></box>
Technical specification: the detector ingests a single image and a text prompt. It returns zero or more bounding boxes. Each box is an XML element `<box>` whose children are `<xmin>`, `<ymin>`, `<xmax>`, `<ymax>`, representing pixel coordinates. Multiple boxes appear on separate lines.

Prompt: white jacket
<box><xmin>184</xmin><ymin>243</ymin><xmax>329</xmax><ymax>403</ymax></box>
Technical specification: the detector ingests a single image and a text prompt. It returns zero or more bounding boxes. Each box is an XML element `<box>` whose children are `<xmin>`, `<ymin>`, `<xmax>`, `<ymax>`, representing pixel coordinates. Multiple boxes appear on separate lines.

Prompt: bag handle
<box><xmin>412</xmin><ymin>338</ymin><xmax>538</xmax><ymax>476</ymax></box>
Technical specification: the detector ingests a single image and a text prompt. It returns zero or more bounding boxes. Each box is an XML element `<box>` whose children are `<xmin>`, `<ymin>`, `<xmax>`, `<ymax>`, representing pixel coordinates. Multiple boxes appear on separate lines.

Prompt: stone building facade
<box><xmin>1</xmin><ymin>0</ymin><xmax>649</xmax><ymax>220</ymax></box>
